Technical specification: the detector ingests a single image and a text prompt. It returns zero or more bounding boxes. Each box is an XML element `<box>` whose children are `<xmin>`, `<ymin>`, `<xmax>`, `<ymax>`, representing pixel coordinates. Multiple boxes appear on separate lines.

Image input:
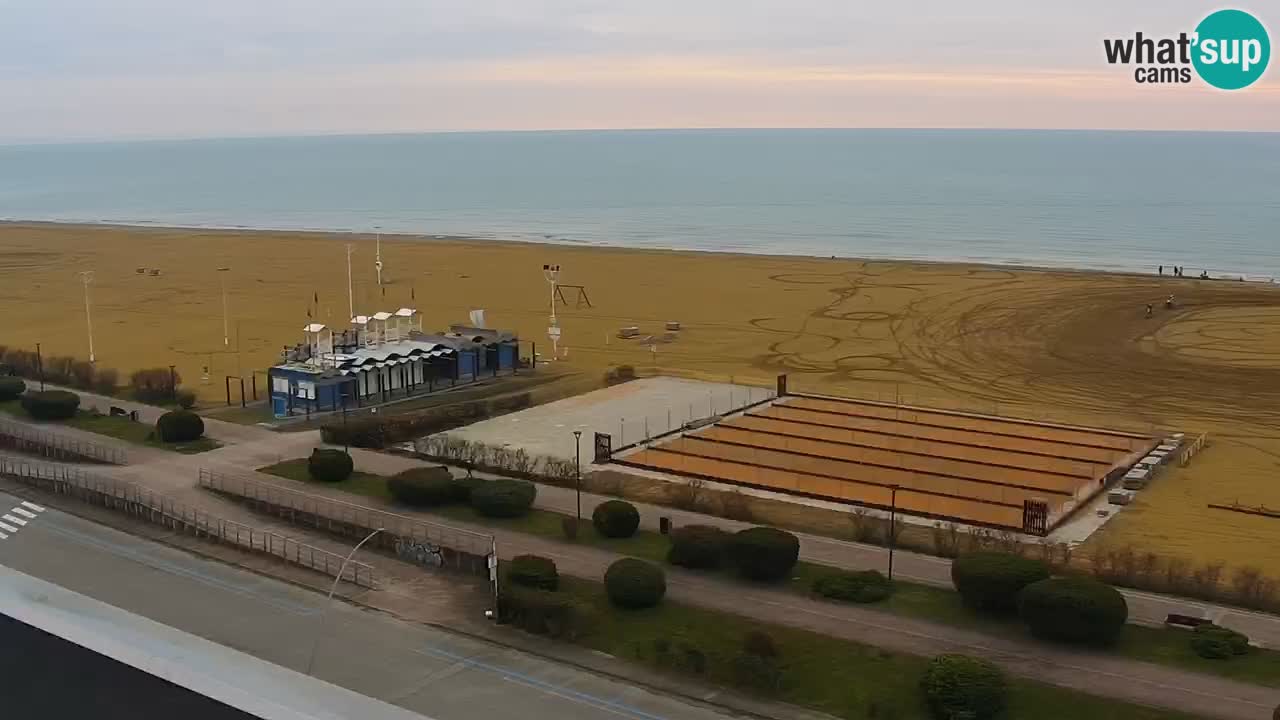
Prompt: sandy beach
<box><xmin>3</xmin><ymin>221</ymin><xmax>1280</xmax><ymax>573</ymax></box>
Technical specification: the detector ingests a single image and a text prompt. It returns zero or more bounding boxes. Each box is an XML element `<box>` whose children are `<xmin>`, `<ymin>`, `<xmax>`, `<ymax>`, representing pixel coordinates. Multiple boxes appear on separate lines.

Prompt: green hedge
<box><xmin>1018</xmin><ymin>577</ymin><xmax>1128</xmax><ymax>646</ymax></box>
<box><xmin>592</xmin><ymin>500</ymin><xmax>640</xmax><ymax>538</ymax></box>
<box><xmin>667</xmin><ymin>525</ymin><xmax>729</xmax><ymax>569</ymax></box>
<box><xmin>813</xmin><ymin>570</ymin><xmax>894</xmax><ymax>604</ymax></box>
<box><xmin>320</xmin><ymin>392</ymin><xmax>534</xmax><ymax>449</ymax></box>
<box><xmin>386</xmin><ymin>466</ymin><xmax>460</xmax><ymax>507</ymax></box>
<box><xmin>471</xmin><ymin>479</ymin><xmax>536</xmax><ymax>518</ymax></box>
<box><xmin>497</xmin><ymin>586</ymin><xmax>594</xmax><ymax>639</ymax></box>
<box><xmin>727</xmin><ymin>527</ymin><xmax>800</xmax><ymax>582</ymax></box>
<box><xmin>604</xmin><ymin>558</ymin><xmax>667</xmax><ymax>609</ymax></box>
<box><xmin>509</xmin><ymin>554</ymin><xmax>559</xmax><ymax>591</ymax></box>
<box><xmin>155</xmin><ymin>410</ymin><xmax>205</xmax><ymax>443</ymax></box>
<box><xmin>20</xmin><ymin>390</ymin><xmax>80</xmax><ymax>421</ymax></box>
<box><xmin>307</xmin><ymin>448</ymin><xmax>353</xmax><ymax>482</ymax></box>
<box><xmin>0</xmin><ymin>376</ymin><xmax>24</xmax><ymax>401</ymax></box>
<box><xmin>1190</xmin><ymin>624</ymin><xmax>1250</xmax><ymax>659</ymax></box>
<box><xmin>951</xmin><ymin>552</ymin><xmax>1050</xmax><ymax>615</ymax></box>
<box><xmin>920</xmin><ymin>654</ymin><xmax>1007</xmax><ymax>720</ymax></box>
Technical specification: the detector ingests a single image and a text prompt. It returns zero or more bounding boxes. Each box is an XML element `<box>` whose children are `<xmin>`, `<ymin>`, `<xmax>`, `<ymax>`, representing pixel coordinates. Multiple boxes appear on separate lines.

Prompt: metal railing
<box><xmin>0</xmin><ymin>457</ymin><xmax>374</xmax><ymax>588</ymax></box>
<box><xmin>197</xmin><ymin>468</ymin><xmax>496</xmax><ymax>564</ymax></box>
<box><xmin>0</xmin><ymin>418</ymin><xmax>126</xmax><ymax>465</ymax></box>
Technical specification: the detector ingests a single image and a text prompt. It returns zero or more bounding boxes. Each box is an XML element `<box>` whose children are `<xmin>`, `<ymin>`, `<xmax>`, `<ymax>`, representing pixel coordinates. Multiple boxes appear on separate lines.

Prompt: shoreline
<box><xmin>5</xmin><ymin>218</ymin><xmax>1272</xmax><ymax>285</ymax></box>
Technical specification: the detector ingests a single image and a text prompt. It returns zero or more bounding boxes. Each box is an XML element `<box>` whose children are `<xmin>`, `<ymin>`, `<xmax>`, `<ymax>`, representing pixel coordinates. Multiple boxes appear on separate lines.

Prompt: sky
<box><xmin>0</xmin><ymin>0</ymin><xmax>1276</xmax><ymax>142</ymax></box>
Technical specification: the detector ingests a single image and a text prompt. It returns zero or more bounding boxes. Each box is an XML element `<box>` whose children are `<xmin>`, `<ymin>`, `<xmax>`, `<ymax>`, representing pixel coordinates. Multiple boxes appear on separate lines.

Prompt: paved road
<box><xmin>0</xmin><ymin>489</ymin><xmax>735</xmax><ymax>720</ymax></box>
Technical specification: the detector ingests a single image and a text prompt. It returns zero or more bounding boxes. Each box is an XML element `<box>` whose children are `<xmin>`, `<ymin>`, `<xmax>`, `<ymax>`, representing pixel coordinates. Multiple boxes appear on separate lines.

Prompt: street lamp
<box><xmin>35</xmin><ymin>342</ymin><xmax>44</xmax><ymax>390</ymax></box>
<box><xmin>573</xmin><ymin>430</ymin><xmax>583</xmax><ymax>526</ymax></box>
<box><xmin>887</xmin><ymin>484</ymin><xmax>900</xmax><ymax>580</ymax></box>
<box><xmin>305</xmin><ymin>527</ymin><xmax>383</xmax><ymax>676</ymax></box>
<box><xmin>169</xmin><ymin>365</ymin><xmax>177</xmax><ymax>403</ymax></box>
<box><xmin>217</xmin><ymin>267</ymin><xmax>231</xmax><ymax>348</ymax></box>
<box><xmin>79</xmin><ymin>271</ymin><xmax>95</xmax><ymax>363</ymax></box>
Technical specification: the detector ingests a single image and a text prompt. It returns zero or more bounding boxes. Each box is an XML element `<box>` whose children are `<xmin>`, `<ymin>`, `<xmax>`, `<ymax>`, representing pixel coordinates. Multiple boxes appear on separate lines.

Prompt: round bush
<box><xmin>20</xmin><ymin>390</ymin><xmax>81</xmax><ymax>421</ymax></box>
<box><xmin>0</xmin><ymin>376</ymin><xmax>25</xmax><ymax>401</ymax></box>
<box><xmin>1018</xmin><ymin>577</ymin><xmax>1128</xmax><ymax>646</ymax></box>
<box><xmin>726</xmin><ymin>527</ymin><xmax>800</xmax><ymax>582</ymax></box>
<box><xmin>155</xmin><ymin>409</ymin><xmax>205</xmax><ymax>443</ymax></box>
<box><xmin>592</xmin><ymin>500</ymin><xmax>640</xmax><ymax>538</ymax></box>
<box><xmin>920</xmin><ymin>654</ymin><xmax>1007</xmax><ymax>720</ymax></box>
<box><xmin>508</xmin><ymin>554</ymin><xmax>559</xmax><ymax>591</ymax></box>
<box><xmin>667</xmin><ymin>525</ymin><xmax>729</xmax><ymax>569</ymax></box>
<box><xmin>813</xmin><ymin>570</ymin><xmax>894</xmax><ymax>604</ymax></box>
<box><xmin>387</xmin><ymin>466</ymin><xmax>460</xmax><ymax>507</ymax></box>
<box><xmin>175</xmin><ymin>389</ymin><xmax>197</xmax><ymax>410</ymax></box>
<box><xmin>307</xmin><ymin>448</ymin><xmax>353</xmax><ymax>483</ymax></box>
<box><xmin>951</xmin><ymin>552</ymin><xmax>1050</xmax><ymax>615</ymax></box>
<box><xmin>604</xmin><ymin>558</ymin><xmax>667</xmax><ymax>609</ymax></box>
<box><xmin>471</xmin><ymin>479</ymin><xmax>536</xmax><ymax>518</ymax></box>
<box><xmin>1191</xmin><ymin>624</ymin><xmax>1250</xmax><ymax>659</ymax></box>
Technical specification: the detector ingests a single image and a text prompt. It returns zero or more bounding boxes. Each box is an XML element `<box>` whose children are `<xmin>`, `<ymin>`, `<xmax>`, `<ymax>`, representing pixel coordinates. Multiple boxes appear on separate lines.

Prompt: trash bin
<box><xmin>659</xmin><ymin>517</ymin><xmax>671</xmax><ymax>535</ymax></box>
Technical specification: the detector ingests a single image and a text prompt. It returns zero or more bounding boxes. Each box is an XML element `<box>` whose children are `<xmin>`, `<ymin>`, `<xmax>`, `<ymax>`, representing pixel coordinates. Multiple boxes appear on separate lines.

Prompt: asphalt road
<box><xmin>0</xmin><ymin>489</ymin><xmax>734</xmax><ymax>720</ymax></box>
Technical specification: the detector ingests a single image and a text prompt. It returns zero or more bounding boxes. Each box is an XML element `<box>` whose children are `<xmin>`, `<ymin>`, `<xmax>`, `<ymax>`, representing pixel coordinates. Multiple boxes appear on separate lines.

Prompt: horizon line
<box><xmin>3</xmin><ymin>125</ymin><xmax>1278</xmax><ymax>148</ymax></box>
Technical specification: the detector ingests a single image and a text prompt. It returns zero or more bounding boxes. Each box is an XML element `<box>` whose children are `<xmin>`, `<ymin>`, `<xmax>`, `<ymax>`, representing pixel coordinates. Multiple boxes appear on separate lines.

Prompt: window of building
<box><xmin>297</xmin><ymin>380</ymin><xmax>315</xmax><ymax>400</ymax></box>
<box><xmin>272</xmin><ymin>376</ymin><xmax>289</xmax><ymax>394</ymax></box>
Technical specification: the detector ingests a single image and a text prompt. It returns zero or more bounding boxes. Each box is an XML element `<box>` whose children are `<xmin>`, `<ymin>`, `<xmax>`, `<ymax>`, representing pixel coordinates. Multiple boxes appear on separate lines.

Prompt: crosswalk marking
<box><xmin>0</xmin><ymin>521</ymin><xmax>17</xmax><ymax>534</ymax></box>
<box><xmin>0</xmin><ymin>532</ymin><xmax>6</xmax><ymax>540</ymax></box>
<box><xmin>12</xmin><ymin>507</ymin><xmax>36</xmax><ymax>519</ymax></box>
<box><xmin>0</xmin><ymin>502</ymin><xmax>45</xmax><ymax>541</ymax></box>
<box><xmin>2</xmin><ymin>514</ymin><xmax>25</xmax><ymax>527</ymax></box>
<box><xmin>20</xmin><ymin>501</ymin><xmax>44</xmax><ymax>513</ymax></box>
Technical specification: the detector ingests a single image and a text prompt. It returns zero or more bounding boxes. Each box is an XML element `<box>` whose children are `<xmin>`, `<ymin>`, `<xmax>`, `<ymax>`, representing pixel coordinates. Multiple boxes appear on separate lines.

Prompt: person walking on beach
<box><xmin>1159</xmin><ymin>265</ymin><xmax>1164</xmax><ymax>276</ymax></box>
<box><xmin>1166</xmin><ymin>294</ymin><xmax>1175</xmax><ymax>310</ymax></box>
<box><xmin>1145</xmin><ymin>303</ymin><xmax>1153</xmax><ymax>318</ymax></box>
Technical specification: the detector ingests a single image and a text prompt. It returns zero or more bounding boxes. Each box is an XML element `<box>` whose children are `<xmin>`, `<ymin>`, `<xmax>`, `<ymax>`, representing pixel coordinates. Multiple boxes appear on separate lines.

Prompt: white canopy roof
<box><xmin>350</xmin><ymin>315</ymin><xmax>370</xmax><ymax>325</ymax></box>
<box><xmin>395</xmin><ymin>308</ymin><xmax>417</xmax><ymax>317</ymax></box>
<box><xmin>372</xmin><ymin>311</ymin><xmax>394</xmax><ymax>321</ymax></box>
<box><xmin>302</xmin><ymin>323</ymin><xmax>327</xmax><ymax>333</ymax></box>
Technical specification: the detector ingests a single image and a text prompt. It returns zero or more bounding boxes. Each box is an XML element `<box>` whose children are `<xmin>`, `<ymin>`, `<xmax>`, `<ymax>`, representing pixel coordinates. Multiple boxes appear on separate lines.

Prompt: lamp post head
<box><xmin>573</xmin><ymin>430</ymin><xmax>582</xmax><ymax>439</ymax></box>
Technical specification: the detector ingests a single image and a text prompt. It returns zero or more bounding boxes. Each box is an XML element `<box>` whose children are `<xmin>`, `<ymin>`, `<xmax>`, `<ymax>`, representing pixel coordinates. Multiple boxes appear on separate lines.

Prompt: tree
<box><xmin>951</xmin><ymin>552</ymin><xmax>1050</xmax><ymax>615</ymax></box>
<box><xmin>604</xmin><ymin>558</ymin><xmax>666</xmax><ymax>609</ymax></box>
<box><xmin>726</xmin><ymin>527</ymin><xmax>799</xmax><ymax>582</ymax></box>
<box><xmin>667</xmin><ymin>525</ymin><xmax>729</xmax><ymax>569</ymax></box>
<box><xmin>920</xmin><ymin>654</ymin><xmax>1007</xmax><ymax>720</ymax></box>
<box><xmin>307</xmin><ymin>448</ymin><xmax>353</xmax><ymax>482</ymax></box>
<box><xmin>155</xmin><ymin>410</ymin><xmax>205</xmax><ymax>442</ymax></box>
<box><xmin>1018</xmin><ymin>577</ymin><xmax>1128</xmax><ymax>645</ymax></box>
<box><xmin>592</xmin><ymin>500</ymin><xmax>640</xmax><ymax>538</ymax></box>
<box><xmin>508</xmin><ymin>555</ymin><xmax>559</xmax><ymax>591</ymax></box>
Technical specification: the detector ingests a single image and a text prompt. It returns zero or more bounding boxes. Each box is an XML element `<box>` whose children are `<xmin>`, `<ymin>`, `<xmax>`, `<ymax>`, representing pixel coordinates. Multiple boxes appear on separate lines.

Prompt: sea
<box><xmin>1</xmin><ymin>129</ymin><xmax>1278</xmax><ymax>277</ymax></box>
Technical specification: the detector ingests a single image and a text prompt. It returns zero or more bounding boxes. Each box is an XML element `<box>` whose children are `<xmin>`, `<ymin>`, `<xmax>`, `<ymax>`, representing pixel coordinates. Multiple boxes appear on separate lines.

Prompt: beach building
<box><xmin>267</xmin><ymin>309</ymin><xmax>519</xmax><ymax>418</ymax></box>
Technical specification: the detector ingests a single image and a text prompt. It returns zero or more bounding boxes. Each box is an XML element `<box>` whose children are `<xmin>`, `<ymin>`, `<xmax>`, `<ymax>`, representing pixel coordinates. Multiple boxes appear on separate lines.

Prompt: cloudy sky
<box><xmin>0</xmin><ymin>0</ymin><xmax>1275</xmax><ymax>142</ymax></box>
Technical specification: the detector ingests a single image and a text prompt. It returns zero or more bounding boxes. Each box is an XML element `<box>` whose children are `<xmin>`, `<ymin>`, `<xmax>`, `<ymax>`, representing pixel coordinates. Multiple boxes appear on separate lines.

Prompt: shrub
<box><xmin>951</xmin><ymin>552</ymin><xmax>1051</xmax><ymax>615</ymax></box>
<box><xmin>743</xmin><ymin>630</ymin><xmax>779</xmax><ymax>659</ymax></box>
<box><xmin>592</xmin><ymin>500</ymin><xmax>640</xmax><ymax>538</ymax></box>
<box><xmin>175</xmin><ymin>389</ymin><xmax>197</xmax><ymax>409</ymax></box>
<box><xmin>68</xmin><ymin>360</ymin><xmax>95</xmax><ymax>390</ymax></box>
<box><xmin>813</xmin><ymin>570</ymin><xmax>894</xmax><ymax>604</ymax></box>
<box><xmin>727</xmin><ymin>527</ymin><xmax>800</xmax><ymax>582</ymax></box>
<box><xmin>604</xmin><ymin>558</ymin><xmax>666</xmax><ymax>609</ymax></box>
<box><xmin>307</xmin><ymin>448</ymin><xmax>353</xmax><ymax>482</ymax></box>
<box><xmin>92</xmin><ymin>367</ymin><xmax>118</xmax><ymax>395</ymax></box>
<box><xmin>1190</xmin><ymin>624</ymin><xmax>1250</xmax><ymax>659</ymax></box>
<box><xmin>130</xmin><ymin>367</ymin><xmax>180</xmax><ymax>403</ymax></box>
<box><xmin>561</xmin><ymin>516</ymin><xmax>580</xmax><ymax>540</ymax></box>
<box><xmin>0</xmin><ymin>376</ymin><xmax>25</xmax><ymax>401</ymax></box>
<box><xmin>731</xmin><ymin>652</ymin><xmax>781</xmax><ymax>693</ymax></box>
<box><xmin>386</xmin><ymin>466</ymin><xmax>459</xmax><ymax>507</ymax></box>
<box><xmin>667</xmin><ymin>524</ymin><xmax>729</xmax><ymax>569</ymax></box>
<box><xmin>471</xmin><ymin>479</ymin><xmax>536</xmax><ymax>518</ymax></box>
<box><xmin>498</xmin><ymin>586</ymin><xmax>593</xmax><ymax>639</ymax></box>
<box><xmin>508</xmin><ymin>554</ymin><xmax>559</xmax><ymax>591</ymax></box>
<box><xmin>920</xmin><ymin>654</ymin><xmax>1007</xmax><ymax>720</ymax></box>
<box><xmin>20</xmin><ymin>390</ymin><xmax>80</xmax><ymax>420</ymax></box>
<box><xmin>155</xmin><ymin>409</ymin><xmax>205</xmax><ymax>443</ymax></box>
<box><xmin>1018</xmin><ymin>577</ymin><xmax>1128</xmax><ymax>646</ymax></box>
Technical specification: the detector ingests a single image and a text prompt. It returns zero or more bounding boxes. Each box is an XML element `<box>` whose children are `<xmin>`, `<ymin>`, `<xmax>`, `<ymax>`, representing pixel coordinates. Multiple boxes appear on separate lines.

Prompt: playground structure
<box><xmin>614</xmin><ymin>384</ymin><xmax>1160</xmax><ymax>535</ymax></box>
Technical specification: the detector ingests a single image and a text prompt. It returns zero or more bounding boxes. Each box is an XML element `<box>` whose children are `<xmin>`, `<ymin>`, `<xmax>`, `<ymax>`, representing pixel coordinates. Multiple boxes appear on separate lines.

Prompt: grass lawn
<box><xmin>555</xmin><ymin>576</ymin><xmax>1198</xmax><ymax>720</ymax></box>
<box><xmin>199</xmin><ymin>402</ymin><xmax>275</xmax><ymax>427</ymax></box>
<box><xmin>259</xmin><ymin>457</ymin><xmax>1280</xmax><ymax>690</ymax></box>
<box><xmin>0</xmin><ymin>402</ymin><xmax>220</xmax><ymax>455</ymax></box>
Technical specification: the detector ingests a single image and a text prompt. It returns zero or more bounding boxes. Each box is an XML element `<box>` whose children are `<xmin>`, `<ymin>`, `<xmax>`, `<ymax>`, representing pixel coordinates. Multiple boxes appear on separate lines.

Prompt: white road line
<box><xmin>2</xmin><ymin>515</ymin><xmax>26</xmax><ymax>527</ymax></box>
<box><xmin>12</xmin><ymin>507</ymin><xmax>37</xmax><ymax>519</ymax></box>
<box><xmin>0</xmin><ymin>521</ymin><xmax>16</xmax><ymax>533</ymax></box>
<box><xmin>0</xmin><ymin>531</ymin><xmax>7</xmax><ymax>540</ymax></box>
<box><xmin>20</xmin><ymin>501</ymin><xmax>45</xmax><ymax>513</ymax></box>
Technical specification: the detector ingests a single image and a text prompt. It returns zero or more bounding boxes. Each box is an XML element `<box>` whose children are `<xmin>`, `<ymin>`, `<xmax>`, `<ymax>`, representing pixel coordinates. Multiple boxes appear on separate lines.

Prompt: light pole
<box><xmin>572</xmin><ymin>430</ymin><xmax>583</xmax><ymax>526</ymax></box>
<box><xmin>305</xmin><ymin>527</ymin><xmax>383</xmax><ymax>677</ymax></box>
<box><xmin>169</xmin><ymin>365</ymin><xmax>177</xmax><ymax>403</ymax></box>
<box><xmin>887</xmin><ymin>484</ymin><xmax>900</xmax><ymax>580</ymax></box>
<box><xmin>35</xmin><ymin>342</ymin><xmax>44</xmax><ymax>390</ymax></box>
<box><xmin>79</xmin><ymin>271</ymin><xmax>95</xmax><ymax>363</ymax></box>
<box><xmin>374</xmin><ymin>226</ymin><xmax>383</xmax><ymax>287</ymax></box>
<box><xmin>217</xmin><ymin>267</ymin><xmax>231</xmax><ymax>348</ymax></box>
<box><xmin>345</xmin><ymin>244</ymin><xmax>356</xmax><ymax>319</ymax></box>
<box><xmin>543</xmin><ymin>264</ymin><xmax>561</xmax><ymax>357</ymax></box>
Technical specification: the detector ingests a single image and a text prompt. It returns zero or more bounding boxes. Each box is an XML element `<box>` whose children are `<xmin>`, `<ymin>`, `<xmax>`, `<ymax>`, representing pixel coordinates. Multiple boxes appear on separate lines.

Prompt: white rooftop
<box><xmin>303</xmin><ymin>323</ymin><xmax>327</xmax><ymax>333</ymax></box>
<box><xmin>372</xmin><ymin>311</ymin><xmax>394</xmax><ymax>321</ymax></box>
<box><xmin>351</xmin><ymin>315</ymin><xmax>370</xmax><ymax>325</ymax></box>
<box><xmin>395</xmin><ymin>308</ymin><xmax>417</xmax><ymax>317</ymax></box>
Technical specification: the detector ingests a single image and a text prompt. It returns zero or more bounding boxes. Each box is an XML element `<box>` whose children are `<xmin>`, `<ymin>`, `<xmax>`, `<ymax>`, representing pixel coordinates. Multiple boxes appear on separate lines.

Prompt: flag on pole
<box><xmin>410</xmin><ymin>285</ymin><xmax>415</xmax><ymax>301</ymax></box>
<box><xmin>313</xmin><ymin>291</ymin><xmax>319</xmax><ymax>305</ymax></box>
<box><xmin>381</xmin><ymin>286</ymin><xmax>386</xmax><ymax>298</ymax></box>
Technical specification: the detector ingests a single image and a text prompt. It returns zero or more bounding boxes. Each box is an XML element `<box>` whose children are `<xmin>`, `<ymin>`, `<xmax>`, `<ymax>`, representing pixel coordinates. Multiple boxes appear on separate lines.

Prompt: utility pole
<box><xmin>346</xmin><ymin>244</ymin><xmax>356</xmax><ymax>319</ymax></box>
<box><xmin>573</xmin><ymin>430</ymin><xmax>583</xmax><ymax>527</ymax></box>
<box><xmin>888</xmin><ymin>484</ymin><xmax>900</xmax><ymax>580</ymax></box>
<box><xmin>79</xmin><ymin>271</ymin><xmax>95</xmax><ymax>363</ymax></box>
<box><xmin>36</xmin><ymin>342</ymin><xmax>44</xmax><ymax>390</ymax></box>
<box><xmin>374</xmin><ymin>227</ymin><xmax>383</xmax><ymax>287</ymax></box>
<box><xmin>543</xmin><ymin>264</ymin><xmax>561</xmax><ymax>357</ymax></box>
<box><xmin>217</xmin><ymin>267</ymin><xmax>231</xmax><ymax>348</ymax></box>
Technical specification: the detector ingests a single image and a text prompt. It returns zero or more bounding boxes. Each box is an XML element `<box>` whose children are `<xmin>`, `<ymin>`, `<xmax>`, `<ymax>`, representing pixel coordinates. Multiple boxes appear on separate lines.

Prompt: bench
<box><xmin>1165</xmin><ymin>613</ymin><xmax>1212</xmax><ymax>630</ymax></box>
